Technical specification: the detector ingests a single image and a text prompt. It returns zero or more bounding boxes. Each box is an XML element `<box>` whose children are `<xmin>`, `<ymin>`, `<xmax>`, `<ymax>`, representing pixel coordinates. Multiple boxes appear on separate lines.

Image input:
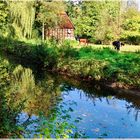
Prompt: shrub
<box><xmin>59</xmin><ymin>40</ymin><xmax>79</xmax><ymax>59</ymax></box>
<box><xmin>120</xmin><ymin>31</ymin><xmax>140</xmax><ymax>45</ymax></box>
<box><xmin>57</xmin><ymin>59</ymin><xmax>107</xmax><ymax>80</ymax></box>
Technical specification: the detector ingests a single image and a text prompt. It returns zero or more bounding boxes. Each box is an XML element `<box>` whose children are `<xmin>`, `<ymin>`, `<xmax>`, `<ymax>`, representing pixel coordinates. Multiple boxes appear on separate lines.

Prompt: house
<box><xmin>44</xmin><ymin>12</ymin><xmax>75</xmax><ymax>40</ymax></box>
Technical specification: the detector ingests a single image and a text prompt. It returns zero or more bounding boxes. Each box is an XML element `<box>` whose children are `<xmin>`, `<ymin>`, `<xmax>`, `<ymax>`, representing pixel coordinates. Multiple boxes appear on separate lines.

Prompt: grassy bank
<box><xmin>0</xmin><ymin>37</ymin><xmax>140</xmax><ymax>89</ymax></box>
<box><xmin>57</xmin><ymin>47</ymin><xmax>140</xmax><ymax>89</ymax></box>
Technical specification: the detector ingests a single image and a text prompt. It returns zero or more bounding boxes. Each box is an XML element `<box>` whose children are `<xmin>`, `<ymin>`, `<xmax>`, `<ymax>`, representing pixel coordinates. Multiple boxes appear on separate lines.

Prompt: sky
<box><xmin>137</xmin><ymin>0</ymin><xmax>140</xmax><ymax>10</ymax></box>
<box><xmin>70</xmin><ymin>0</ymin><xmax>140</xmax><ymax>10</ymax></box>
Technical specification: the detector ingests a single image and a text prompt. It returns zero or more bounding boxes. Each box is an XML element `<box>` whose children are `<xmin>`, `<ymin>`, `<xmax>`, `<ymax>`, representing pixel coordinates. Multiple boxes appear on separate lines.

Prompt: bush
<box><xmin>57</xmin><ymin>59</ymin><xmax>107</xmax><ymax>80</ymax></box>
<box><xmin>59</xmin><ymin>40</ymin><xmax>79</xmax><ymax>59</ymax></box>
<box><xmin>120</xmin><ymin>31</ymin><xmax>140</xmax><ymax>45</ymax></box>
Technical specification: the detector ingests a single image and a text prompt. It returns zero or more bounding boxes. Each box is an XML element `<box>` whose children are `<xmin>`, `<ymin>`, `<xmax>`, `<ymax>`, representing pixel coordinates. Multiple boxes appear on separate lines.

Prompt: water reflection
<box><xmin>12</xmin><ymin>74</ymin><xmax>62</xmax><ymax>116</ymax></box>
<box><xmin>12</xmin><ymin>70</ymin><xmax>140</xmax><ymax>137</ymax></box>
<box><xmin>125</xmin><ymin>103</ymin><xmax>140</xmax><ymax>121</ymax></box>
<box><xmin>61</xmin><ymin>88</ymin><xmax>140</xmax><ymax>138</ymax></box>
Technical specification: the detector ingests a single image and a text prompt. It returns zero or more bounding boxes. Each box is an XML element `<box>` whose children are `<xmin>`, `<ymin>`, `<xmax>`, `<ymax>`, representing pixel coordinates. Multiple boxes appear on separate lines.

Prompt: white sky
<box><xmin>70</xmin><ymin>0</ymin><xmax>140</xmax><ymax>10</ymax></box>
<box><xmin>137</xmin><ymin>0</ymin><xmax>140</xmax><ymax>10</ymax></box>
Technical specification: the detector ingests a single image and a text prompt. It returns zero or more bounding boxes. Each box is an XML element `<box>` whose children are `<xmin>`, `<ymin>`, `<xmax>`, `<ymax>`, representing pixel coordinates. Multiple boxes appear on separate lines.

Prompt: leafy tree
<box><xmin>0</xmin><ymin>1</ymin><xmax>9</xmax><ymax>34</ymax></box>
<box><xmin>121</xmin><ymin>7</ymin><xmax>140</xmax><ymax>44</ymax></box>
<box><xmin>74</xmin><ymin>1</ymin><xmax>102</xmax><ymax>38</ymax></box>
<box><xmin>9</xmin><ymin>0</ymin><xmax>36</xmax><ymax>38</ymax></box>
<box><xmin>67</xmin><ymin>1</ymin><xmax>122</xmax><ymax>44</ymax></box>
<box><xmin>95</xmin><ymin>1</ymin><xmax>121</xmax><ymax>44</ymax></box>
<box><xmin>36</xmin><ymin>0</ymin><xmax>65</xmax><ymax>40</ymax></box>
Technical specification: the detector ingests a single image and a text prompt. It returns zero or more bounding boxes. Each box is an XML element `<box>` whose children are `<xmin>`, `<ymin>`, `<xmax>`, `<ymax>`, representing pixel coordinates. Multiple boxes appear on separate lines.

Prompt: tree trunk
<box><xmin>42</xmin><ymin>22</ymin><xmax>45</xmax><ymax>41</ymax></box>
<box><xmin>118</xmin><ymin>1</ymin><xmax>121</xmax><ymax>37</ymax></box>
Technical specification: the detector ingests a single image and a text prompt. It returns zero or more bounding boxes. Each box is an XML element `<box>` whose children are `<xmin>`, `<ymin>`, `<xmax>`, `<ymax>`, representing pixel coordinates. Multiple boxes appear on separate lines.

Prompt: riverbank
<box><xmin>0</xmin><ymin>37</ymin><xmax>140</xmax><ymax>90</ymax></box>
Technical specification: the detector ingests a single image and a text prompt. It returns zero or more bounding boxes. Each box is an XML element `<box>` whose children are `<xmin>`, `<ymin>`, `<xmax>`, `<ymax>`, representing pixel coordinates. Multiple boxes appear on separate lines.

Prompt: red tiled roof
<box><xmin>59</xmin><ymin>12</ymin><xmax>74</xmax><ymax>29</ymax></box>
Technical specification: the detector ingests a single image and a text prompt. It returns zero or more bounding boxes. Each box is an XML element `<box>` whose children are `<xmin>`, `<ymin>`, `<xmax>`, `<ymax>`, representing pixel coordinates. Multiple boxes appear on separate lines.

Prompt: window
<box><xmin>67</xmin><ymin>29</ymin><xmax>71</xmax><ymax>34</ymax></box>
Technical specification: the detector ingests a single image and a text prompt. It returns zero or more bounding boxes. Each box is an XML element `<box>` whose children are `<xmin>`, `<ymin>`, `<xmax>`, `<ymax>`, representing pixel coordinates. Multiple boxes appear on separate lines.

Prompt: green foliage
<box><xmin>36</xmin><ymin>1</ymin><xmax>65</xmax><ymax>28</ymax></box>
<box><xmin>59</xmin><ymin>40</ymin><xmax>79</xmax><ymax>59</ymax></box>
<box><xmin>0</xmin><ymin>58</ymin><xmax>67</xmax><ymax>138</ymax></box>
<box><xmin>0</xmin><ymin>1</ymin><xmax>9</xmax><ymax>34</ymax></box>
<box><xmin>121</xmin><ymin>31</ymin><xmax>140</xmax><ymax>45</ymax></box>
<box><xmin>9</xmin><ymin>1</ymin><xmax>36</xmax><ymax>38</ymax></box>
<box><xmin>67</xmin><ymin>1</ymin><xmax>121</xmax><ymax>43</ymax></box>
<box><xmin>78</xmin><ymin>47</ymin><xmax>140</xmax><ymax>86</ymax></box>
<box><xmin>67</xmin><ymin>1</ymin><xmax>140</xmax><ymax>45</ymax></box>
<box><xmin>0</xmin><ymin>36</ymin><xmax>140</xmax><ymax>137</ymax></box>
<box><xmin>72</xmin><ymin>1</ymin><xmax>102</xmax><ymax>37</ymax></box>
<box><xmin>0</xmin><ymin>57</ymin><xmax>25</xmax><ymax>138</ymax></box>
<box><xmin>0</xmin><ymin>58</ymin><xmax>9</xmax><ymax>88</ymax></box>
<box><xmin>0</xmin><ymin>57</ymin><xmax>85</xmax><ymax>138</ymax></box>
<box><xmin>0</xmin><ymin>0</ymin><xmax>139</xmax><ymax>45</ymax></box>
<box><xmin>57</xmin><ymin>59</ymin><xmax>107</xmax><ymax>80</ymax></box>
<box><xmin>94</xmin><ymin>1</ymin><xmax>121</xmax><ymax>44</ymax></box>
<box><xmin>121</xmin><ymin>8</ymin><xmax>140</xmax><ymax>45</ymax></box>
<box><xmin>36</xmin><ymin>0</ymin><xmax>65</xmax><ymax>40</ymax></box>
<box><xmin>15</xmin><ymin>98</ymin><xmax>86</xmax><ymax>138</ymax></box>
<box><xmin>56</xmin><ymin>46</ymin><xmax>140</xmax><ymax>87</ymax></box>
<box><xmin>34</xmin><ymin>101</ymin><xmax>77</xmax><ymax>138</ymax></box>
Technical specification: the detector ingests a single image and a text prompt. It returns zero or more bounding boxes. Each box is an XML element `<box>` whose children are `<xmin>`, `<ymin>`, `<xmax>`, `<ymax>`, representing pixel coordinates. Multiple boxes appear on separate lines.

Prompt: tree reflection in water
<box><xmin>56</xmin><ymin>74</ymin><xmax>140</xmax><ymax>122</ymax></box>
<box><xmin>125</xmin><ymin>103</ymin><xmax>140</xmax><ymax>121</ymax></box>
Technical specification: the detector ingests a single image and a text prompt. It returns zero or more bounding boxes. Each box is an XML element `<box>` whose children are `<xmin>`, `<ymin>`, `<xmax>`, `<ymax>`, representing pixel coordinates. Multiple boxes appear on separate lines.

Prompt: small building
<box><xmin>44</xmin><ymin>12</ymin><xmax>75</xmax><ymax>40</ymax></box>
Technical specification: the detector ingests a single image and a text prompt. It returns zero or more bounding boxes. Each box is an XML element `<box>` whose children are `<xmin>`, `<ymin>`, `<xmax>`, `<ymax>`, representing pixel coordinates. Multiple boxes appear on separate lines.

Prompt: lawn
<box><xmin>14</xmin><ymin>39</ymin><xmax>140</xmax><ymax>53</ymax></box>
<box><xmin>75</xmin><ymin>43</ymin><xmax>140</xmax><ymax>52</ymax></box>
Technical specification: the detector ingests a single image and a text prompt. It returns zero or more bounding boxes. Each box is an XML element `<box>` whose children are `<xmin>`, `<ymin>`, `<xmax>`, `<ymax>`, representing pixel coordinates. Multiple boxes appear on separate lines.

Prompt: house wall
<box><xmin>45</xmin><ymin>28</ymin><xmax>75</xmax><ymax>40</ymax></box>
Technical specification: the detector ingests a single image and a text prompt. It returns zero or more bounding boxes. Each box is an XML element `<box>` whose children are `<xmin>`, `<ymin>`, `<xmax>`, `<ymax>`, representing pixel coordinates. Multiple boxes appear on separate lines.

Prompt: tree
<box><xmin>0</xmin><ymin>1</ymin><xmax>9</xmax><ymax>34</ymax></box>
<box><xmin>95</xmin><ymin>1</ymin><xmax>122</xmax><ymax>44</ymax></box>
<box><xmin>9</xmin><ymin>0</ymin><xmax>36</xmax><ymax>38</ymax></box>
<box><xmin>121</xmin><ymin>7</ymin><xmax>140</xmax><ymax>44</ymax></box>
<box><xmin>67</xmin><ymin>1</ymin><xmax>122</xmax><ymax>44</ymax></box>
<box><xmin>36</xmin><ymin>0</ymin><xmax>65</xmax><ymax>41</ymax></box>
<box><xmin>75</xmin><ymin>1</ymin><xmax>102</xmax><ymax>38</ymax></box>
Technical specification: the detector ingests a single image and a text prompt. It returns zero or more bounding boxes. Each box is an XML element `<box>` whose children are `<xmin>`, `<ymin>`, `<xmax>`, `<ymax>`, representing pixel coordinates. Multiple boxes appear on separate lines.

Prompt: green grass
<box><xmin>78</xmin><ymin>47</ymin><xmax>140</xmax><ymax>76</ymax></box>
<box><xmin>57</xmin><ymin>47</ymin><xmax>140</xmax><ymax>88</ymax></box>
<box><xmin>76</xmin><ymin>44</ymin><xmax>140</xmax><ymax>52</ymax></box>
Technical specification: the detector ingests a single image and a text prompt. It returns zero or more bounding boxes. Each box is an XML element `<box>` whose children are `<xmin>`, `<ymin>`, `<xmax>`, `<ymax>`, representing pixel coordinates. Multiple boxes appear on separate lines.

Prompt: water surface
<box><xmin>61</xmin><ymin>87</ymin><xmax>140</xmax><ymax>138</ymax></box>
<box><xmin>16</xmin><ymin>72</ymin><xmax>140</xmax><ymax>138</ymax></box>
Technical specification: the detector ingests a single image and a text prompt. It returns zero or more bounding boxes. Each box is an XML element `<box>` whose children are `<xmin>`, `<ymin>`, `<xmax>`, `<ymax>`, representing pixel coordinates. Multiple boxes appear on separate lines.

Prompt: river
<box><xmin>1</xmin><ymin>53</ymin><xmax>140</xmax><ymax>138</ymax></box>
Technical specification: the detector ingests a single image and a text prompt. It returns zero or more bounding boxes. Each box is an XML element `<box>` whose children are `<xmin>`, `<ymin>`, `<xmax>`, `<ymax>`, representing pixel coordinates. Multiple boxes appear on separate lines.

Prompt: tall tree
<box><xmin>67</xmin><ymin>1</ymin><xmax>122</xmax><ymax>44</ymax></box>
<box><xmin>73</xmin><ymin>1</ymin><xmax>102</xmax><ymax>38</ymax></box>
<box><xmin>9</xmin><ymin>0</ymin><xmax>36</xmax><ymax>38</ymax></box>
<box><xmin>95</xmin><ymin>1</ymin><xmax>122</xmax><ymax>44</ymax></box>
<box><xmin>36</xmin><ymin>0</ymin><xmax>65</xmax><ymax>41</ymax></box>
<box><xmin>121</xmin><ymin>7</ymin><xmax>140</xmax><ymax>44</ymax></box>
<box><xmin>0</xmin><ymin>1</ymin><xmax>9</xmax><ymax>34</ymax></box>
